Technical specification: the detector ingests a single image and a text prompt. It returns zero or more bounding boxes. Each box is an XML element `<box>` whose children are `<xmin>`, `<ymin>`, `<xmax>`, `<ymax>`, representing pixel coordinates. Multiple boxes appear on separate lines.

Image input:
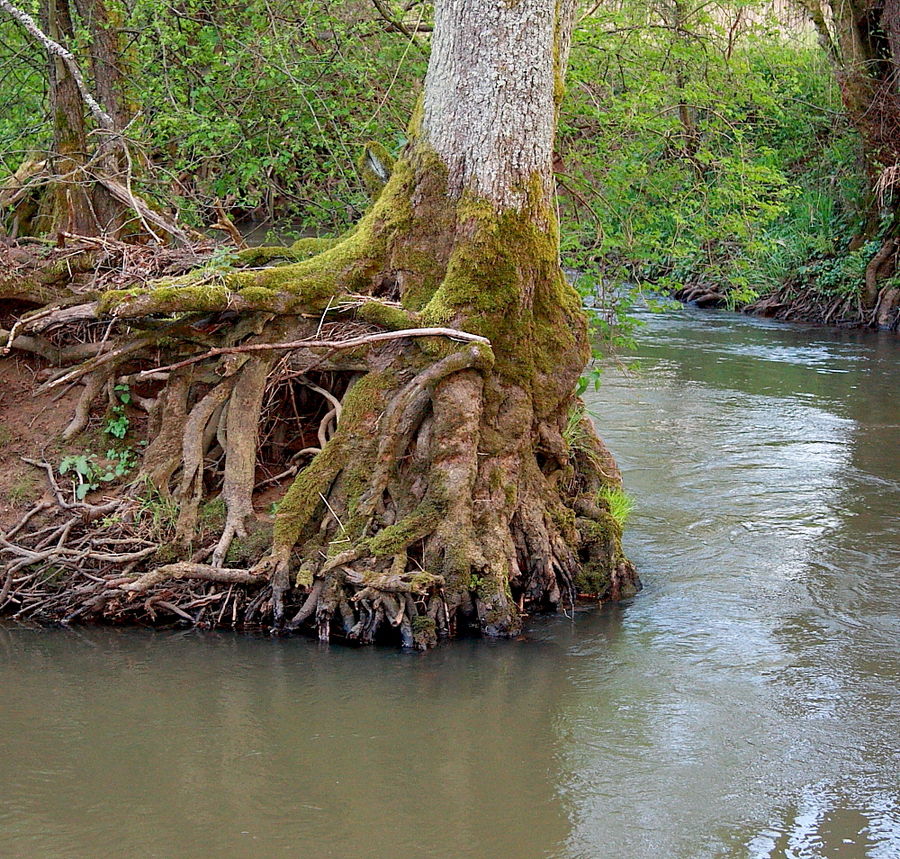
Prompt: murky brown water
<box><xmin>1</xmin><ymin>306</ymin><xmax>898</xmax><ymax>857</ymax></box>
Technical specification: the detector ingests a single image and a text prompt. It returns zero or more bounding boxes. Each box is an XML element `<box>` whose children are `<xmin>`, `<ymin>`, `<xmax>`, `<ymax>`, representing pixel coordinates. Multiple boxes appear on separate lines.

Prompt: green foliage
<box><xmin>1</xmin><ymin>0</ymin><xmax>875</xmax><ymax>324</ymax></box>
<box><xmin>598</xmin><ymin>486</ymin><xmax>635</xmax><ymax>528</ymax></box>
<box><xmin>0</xmin><ymin>0</ymin><xmax>424</xmax><ymax>229</ymax></box>
<box><xmin>202</xmin><ymin>245</ymin><xmax>241</xmax><ymax>275</ymax></box>
<box><xmin>123</xmin><ymin>0</ymin><xmax>423</xmax><ymax>228</ymax></box>
<box><xmin>104</xmin><ymin>384</ymin><xmax>132</xmax><ymax>439</ymax></box>
<box><xmin>560</xmin><ymin>1</ymin><xmax>870</xmax><ymax>309</ymax></box>
<box><xmin>562</xmin><ymin>404</ymin><xmax>591</xmax><ymax>450</ymax></box>
<box><xmin>59</xmin><ymin>447</ymin><xmax>136</xmax><ymax>500</ymax></box>
<box><xmin>59</xmin><ymin>384</ymin><xmax>139</xmax><ymax>499</ymax></box>
<box><xmin>134</xmin><ymin>482</ymin><xmax>180</xmax><ymax>542</ymax></box>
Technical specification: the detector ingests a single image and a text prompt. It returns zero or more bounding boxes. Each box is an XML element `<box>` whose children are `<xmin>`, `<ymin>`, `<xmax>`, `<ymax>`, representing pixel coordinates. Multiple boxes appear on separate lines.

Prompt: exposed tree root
<box><xmin>675</xmin><ymin>283</ymin><xmax>727</xmax><ymax>308</ymax></box>
<box><xmin>1</xmin><ymin>164</ymin><xmax>639</xmax><ymax>649</ymax></box>
<box><xmin>673</xmin><ymin>230</ymin><xmax>900</xmax><ymax>332</ymax></box>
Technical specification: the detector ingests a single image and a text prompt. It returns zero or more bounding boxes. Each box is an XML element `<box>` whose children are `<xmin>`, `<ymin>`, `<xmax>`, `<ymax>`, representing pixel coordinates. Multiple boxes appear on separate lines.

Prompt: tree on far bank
<box><xmin>798</xmin><ymin>0</ymin><xmax>900</xmax><ymax>323</ymax></box>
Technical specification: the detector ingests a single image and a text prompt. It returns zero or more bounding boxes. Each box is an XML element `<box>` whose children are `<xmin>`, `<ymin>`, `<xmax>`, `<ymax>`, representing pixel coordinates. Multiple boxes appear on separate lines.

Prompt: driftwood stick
<box><xmin>137</xmin><ymin>327</ymin><xmax>491</xmax><ymax>378</ymax></box>
<box><xmin>117</xmin><ymin>562</ymin><xmax>265</xmax><ymax>594</ymax></box>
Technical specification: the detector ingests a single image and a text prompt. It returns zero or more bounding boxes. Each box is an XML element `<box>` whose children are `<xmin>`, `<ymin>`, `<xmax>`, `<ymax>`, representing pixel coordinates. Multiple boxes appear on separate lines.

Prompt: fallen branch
<box><xmin>138</xmin><ymin>327</ymin><xmax>491</xmax><ymax>378</ymax></box>
<box><xmin>95</xmin><ymin>175</ymin><xmax>192</xmax><ymax>247</ymax></box>
<box><xmin>117</xmin><ymin>562</ymin><xmax>266</xmax><ymax>594</ymax></box>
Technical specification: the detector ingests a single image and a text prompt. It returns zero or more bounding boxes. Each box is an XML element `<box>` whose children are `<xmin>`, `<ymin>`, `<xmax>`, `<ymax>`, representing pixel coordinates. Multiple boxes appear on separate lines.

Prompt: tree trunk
<box><xmin>72</xmin><ymin>0</ymin><xmax>132</xmax><ymax>234</ymax></box>
<box><xmin>7</xmin><ymin>0</ymin><xmax>129</xmax><ymax>237</ymax></box>
<box><xmin>797</xmin><ymin>0</ymin><xmax>900</xmax><ymax>316</ymax></box>
<box><xmin>3</xmin><ymin>0</ymin><xmax>637</xmax><ymax>646</ymax></box>
<box><xmin>72</xmin><ymin>0</ymin><xmax>129</xmax><ymax>129</ymax></box>
<box><xmin>40</xmin><ymin>0</ymin><xmax>98</xmax><ymax>236</ymax></box>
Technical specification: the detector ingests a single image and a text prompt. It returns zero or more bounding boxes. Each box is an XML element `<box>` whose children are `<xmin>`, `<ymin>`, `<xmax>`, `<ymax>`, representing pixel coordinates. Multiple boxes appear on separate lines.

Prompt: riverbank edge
<box><xmin>674</xmin><ymin>283</ymin><xmax>900</xmax><ymax>333</ymax></box>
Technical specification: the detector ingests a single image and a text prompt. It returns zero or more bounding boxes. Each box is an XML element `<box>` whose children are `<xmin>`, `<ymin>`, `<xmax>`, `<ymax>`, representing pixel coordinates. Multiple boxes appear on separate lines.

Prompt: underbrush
<box><xmin>559</xmin><ymin>6</ymin><xmax>876</xmax><ymax>319</ymax></box>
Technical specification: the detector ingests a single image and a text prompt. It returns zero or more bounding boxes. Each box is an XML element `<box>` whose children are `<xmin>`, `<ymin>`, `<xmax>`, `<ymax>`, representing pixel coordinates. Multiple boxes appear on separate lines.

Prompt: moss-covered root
<box><xmin>211</xmin><ymin>356</ymin><xmax>274</xmax><ymax>566</ymax></box>
<box><xmin>249</xmin><ymin>367</ymin><xmax>634</xmax><ymax>646</ymax></box>
<box><xmin>235</xmin><ymin>235</ymin><xmax>344</xmax><ymax>267</ymax></box>
<box><xmin>2</xmin><ymin>367</ymin><xmax>634</xmax><ymax>649</ymax></box>
<box><xmin>96</xmin><ymin>157</ymin><xmax>416</xmax><ymax>321</ymax></box>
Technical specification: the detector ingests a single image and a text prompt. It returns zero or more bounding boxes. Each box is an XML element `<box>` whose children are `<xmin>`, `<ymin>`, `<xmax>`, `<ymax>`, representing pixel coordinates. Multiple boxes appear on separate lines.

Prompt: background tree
<box><xmin>796</xmin><ymin>0</ymin><xmax>900</xmax><ymax>323</ymax></box>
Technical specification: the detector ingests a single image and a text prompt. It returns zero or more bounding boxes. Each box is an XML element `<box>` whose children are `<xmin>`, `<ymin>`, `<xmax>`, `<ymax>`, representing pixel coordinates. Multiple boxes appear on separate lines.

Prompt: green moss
<box><xmin>365</xmin><ymin>502</ymin><xmax>441</xmax><ymax>557</ymax></box>
<box><xmin>338</xmin><ymin>370</ymin><xmax>401</xmax><ymax>522</ymax></box>
<box><xmin>575</xmin><ymin>566</ymin><xmax>610</xmax><ymax>596</ymax></box>
<box><xmin>441</xmin><ymin>542</ymin><xmax>476</xmax><ymax>594</ymax></box>
<box><xmin>272</xmin><ymin>437</ymin><xmax>346</xmax><ymax>551</ymax></box>
<box><xmin>339</xmin><ymin>368</ymin><xmax>398</xmax><ymax>429</ymax></box>
<box><xmin>237</xmin><ymin>285</ymin><xmax>279</xmax><ymax>305</ymax></box>
<box><xmin>99</xmin><ymin>165</ymin><xmax>419</xmax><ymax>318</ymax></box>
<box><xmin>294</xmin><ymin>561</ymin><xmax>316</xmax><ymax>589</ymax></box>
<box><xmin>8</xmin><ymin>473</ymin><xmax>39</xmax><ymax>505</ymax></box>
<box><xmin>579</xmin><ymin>513</ymin><xmax>622</xmax><ymax>543</ymax></box>
<box><xmin>411</xmin><ymin>614</ymin><xmax>437</xmax><ymax>649</ymax></box>
<box><xmin>550</xmin><ymin>504</ymin><xmax>576</xmax><ymax>536</ymax></box>
<box><xmin>290</xmin><ymin>236</ymin><xmax>342</xmax><ymax>257</ymax></box>
<box><xmin>574</xmin><ymin>512</ymin><xmax>624</xmax><ymax>597</ymax></box>
<box><xmin>236</xmin><ymin>237</ymin><xmax>341</xmax><ymax>267</ymax></box>
<box><xmin>355</xmin><ymin>300</ymin><xmax>417</xmax><ymax>331</ymax></box>
<box><xmin>409</xmin><ymin>572</ymin><xmax>437</xmax><ymax>591</ymax></box>
<box><xmin>225</xmin><ymin>521</ymin><xmax>273</xmax><ymax>566</ymax></box>
<box><xmin>487</xmin><ymin>467</ymin><xmax>503</xmax><ymax>492</ymax></box>
<box><xmin>273</xmin><ymin>369</ymin><xmax>398</xmax><ymax>552</ymax></box>
<box><xmin>413</xmin><ymin>175</ymin><xmax>585</xmax><ymax>398</ymax></box>
<box><xmin>199</xmin><ymin>497</ymin><xmax>227</xmax><ymax>533</ymax></box>
<box><xmin>411</xmin><ymin>615</ymin><xmax>435</xmax><ymax>633</ymax></box>
<box><xmin>358</xmin><ymin>141</ymin><xmax>396</xmax><ymax>198</ymax></box>
<box><xmin>153</xmin><ymin>542</ymin><xmax>183</xmax><ymax>565</ymax></box>
<box><xmin>98</xmin><ymin>280</ymin><xmax>231</xmax><ymax>314</ymax></box>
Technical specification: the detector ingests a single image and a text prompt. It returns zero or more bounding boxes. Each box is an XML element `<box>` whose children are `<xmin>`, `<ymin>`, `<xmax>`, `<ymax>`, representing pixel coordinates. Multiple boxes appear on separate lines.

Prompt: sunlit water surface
<box><xmin>2</xmin><ymin>307</ymin><xmax>898</xmax><ymax>857</ymax></box>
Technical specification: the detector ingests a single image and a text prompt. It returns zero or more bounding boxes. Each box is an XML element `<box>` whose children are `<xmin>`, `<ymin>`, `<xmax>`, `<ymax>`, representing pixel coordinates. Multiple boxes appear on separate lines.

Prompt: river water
<box><xmin>1</xmin><ymin>306</ymin><xmax>898</xmax><ymax>857</ymax></box>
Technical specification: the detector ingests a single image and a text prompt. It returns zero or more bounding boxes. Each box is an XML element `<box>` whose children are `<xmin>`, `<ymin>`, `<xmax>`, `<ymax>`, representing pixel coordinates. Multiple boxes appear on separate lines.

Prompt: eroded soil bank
<box><xmin>675</xmin><ymin>278</ymin><xmax>900</xmax><ymax>331</ymax></box>
<box><xmin>0</xmin><ymin>230</ymin><xmax>637</xmax><ymax>647</ymax></box>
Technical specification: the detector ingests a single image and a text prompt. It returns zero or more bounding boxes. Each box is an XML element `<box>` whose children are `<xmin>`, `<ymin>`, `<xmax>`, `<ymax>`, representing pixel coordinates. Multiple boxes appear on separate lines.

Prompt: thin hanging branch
<box><xmin>0</xmin><ymin>0</ymin><xmax>114</xmax><ymax>131</ymax></box>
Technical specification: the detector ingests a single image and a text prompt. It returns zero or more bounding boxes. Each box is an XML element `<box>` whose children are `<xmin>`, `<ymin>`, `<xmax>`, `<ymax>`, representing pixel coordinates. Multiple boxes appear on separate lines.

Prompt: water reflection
<box><xmin>570</xmin><ymin>306</ymin><xmax>900</xmax><ymax>857</ymax></box>
<box><xmin>0</xmin><ymin>627</ymin><xmax>574</xmax><ymax>857</ymax></box>
<box><xmin>1</xmin><ymin>305</ymin><xmax>898</xmax><ymax>857</ymax></box>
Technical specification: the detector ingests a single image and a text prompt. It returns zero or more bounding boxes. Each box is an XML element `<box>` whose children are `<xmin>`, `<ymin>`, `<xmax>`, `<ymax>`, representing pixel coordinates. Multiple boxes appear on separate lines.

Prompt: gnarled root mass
<box><xmin>1</xmin><ymin>164</ymin><xmax>638</xmax><ymax>648</ymax></box>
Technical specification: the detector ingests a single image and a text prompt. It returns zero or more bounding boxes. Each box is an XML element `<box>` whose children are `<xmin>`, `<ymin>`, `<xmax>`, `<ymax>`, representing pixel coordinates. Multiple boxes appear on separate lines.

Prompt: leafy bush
<box><xmin>558</xmin><ymin>2</ymin><xmax>869</xmax><ymax>308</ymax></box>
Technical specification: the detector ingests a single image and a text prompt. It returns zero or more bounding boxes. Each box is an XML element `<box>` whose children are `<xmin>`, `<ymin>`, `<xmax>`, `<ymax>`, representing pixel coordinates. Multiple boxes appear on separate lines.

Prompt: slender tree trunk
<box><xmin>72</xmin><ymin>0</ymin><xmax>129</xmax><ymax>129</ymax></box>
<box><xmin>41</xmin><ymin>0</ymin><xmax>98</xmax><ymax>235</ymax></box>
<box><xmin>72</xmin><ymin>0</ymin><xmax>131</xmax><ymax>234</ymax></box>
<box><xmin>8</xmin><ymin>0</ymin><xmax>129</xmax><ymax>237</ymax></box>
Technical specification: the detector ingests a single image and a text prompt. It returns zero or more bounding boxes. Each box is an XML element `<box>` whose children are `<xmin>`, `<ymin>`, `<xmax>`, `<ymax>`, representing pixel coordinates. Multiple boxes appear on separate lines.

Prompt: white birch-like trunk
<box><xmin>422</xmin><ymin>0</ymin><xmax>576</xmax><ymax>211</ymax></box>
